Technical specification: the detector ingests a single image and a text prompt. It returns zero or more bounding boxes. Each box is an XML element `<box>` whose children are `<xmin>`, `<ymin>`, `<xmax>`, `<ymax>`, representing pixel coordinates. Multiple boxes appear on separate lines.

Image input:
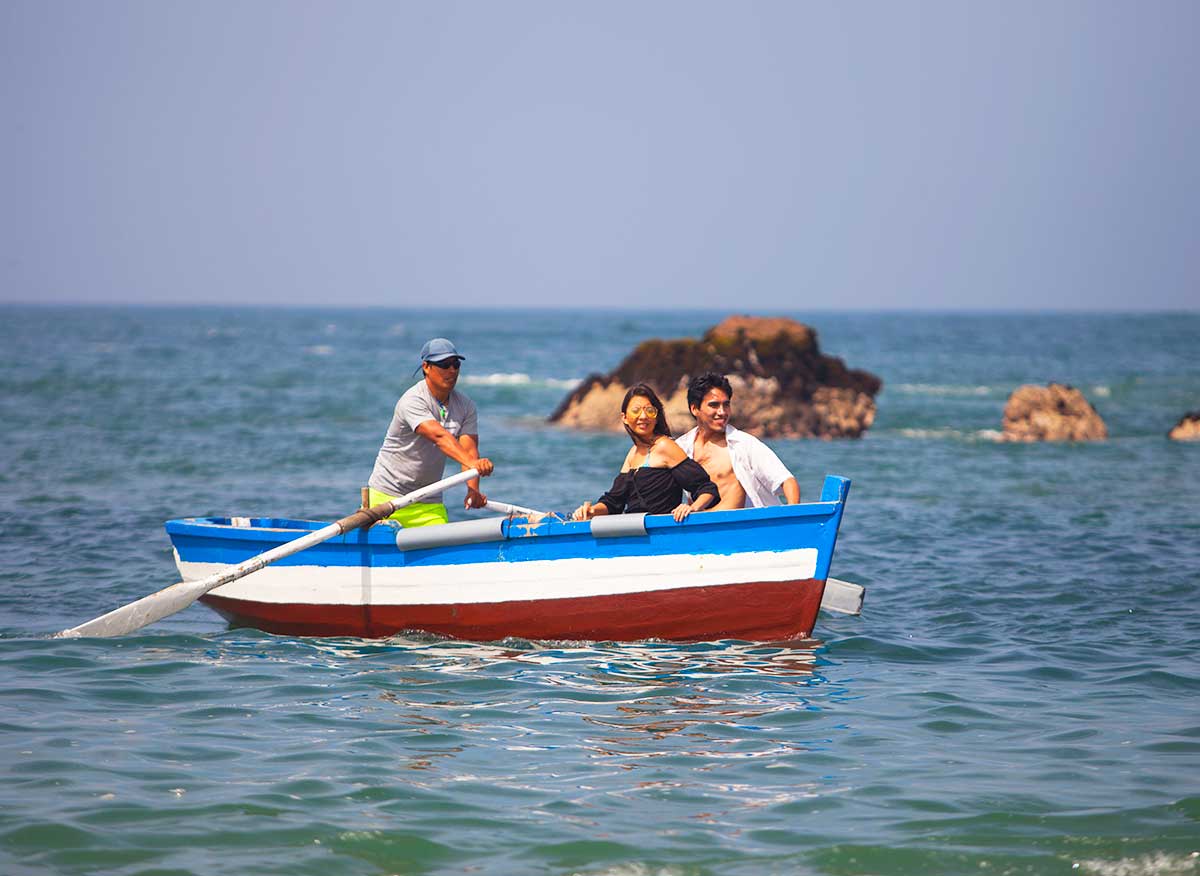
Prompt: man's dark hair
<box><xmin>687</xmin><ymin>372</ymin><xmax>734</xmax><ymax>410</ymax></box>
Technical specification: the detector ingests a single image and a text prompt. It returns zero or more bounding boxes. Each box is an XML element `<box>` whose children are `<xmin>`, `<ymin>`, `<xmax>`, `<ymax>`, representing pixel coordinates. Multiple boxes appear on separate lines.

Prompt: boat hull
<box><xmin>200</xmin><ymin>576</ymin><xmax>826</xmax><ymax>641</ymax></box>
<box><xmin>167</xmin><ymin>475</ymin><xmax>851</xmax><ymax>642</ymax></box>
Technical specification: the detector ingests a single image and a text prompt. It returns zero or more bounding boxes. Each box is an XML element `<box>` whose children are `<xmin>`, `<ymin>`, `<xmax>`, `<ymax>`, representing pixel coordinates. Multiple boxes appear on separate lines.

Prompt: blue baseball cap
<box><xmin>419</xmin><ymin>338</ymin><xmax>465</xmax><ymax>364</ymax></box>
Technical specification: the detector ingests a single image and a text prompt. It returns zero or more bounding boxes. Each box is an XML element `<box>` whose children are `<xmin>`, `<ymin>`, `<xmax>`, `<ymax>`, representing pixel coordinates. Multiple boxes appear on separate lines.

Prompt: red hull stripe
<box><xmin>200</xmin><ymin>577</ymin><xmax>827</xmax><ymax>642</ymax></box>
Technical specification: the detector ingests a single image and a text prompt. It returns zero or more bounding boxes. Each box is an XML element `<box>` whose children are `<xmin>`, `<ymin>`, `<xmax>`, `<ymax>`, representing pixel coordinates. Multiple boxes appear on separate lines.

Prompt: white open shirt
<box><xmin>675</xmin><ymin>425</ymin><xmax>794</xmax><ymax>507</ymax></box>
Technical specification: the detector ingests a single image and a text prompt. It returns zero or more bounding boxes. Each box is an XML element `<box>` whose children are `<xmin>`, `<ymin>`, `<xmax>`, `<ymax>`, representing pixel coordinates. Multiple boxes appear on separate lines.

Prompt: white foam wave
<box><xmin>461</xmin><ymin>373</ymin><xmax>581</xmax><ymax>389</ymax></box>
<box><xmin>893</xmin><ymin>383</ymin><xmax>995</xmax><ymax>397</ymax></box>
<box><xmin>895</xmin><ymin>428</ymin><xmax>1005</xmax><ymax>442</ymax></box>
<box><xmin>897</xmin><ymin>428</ymin><xmax>968</xmax><ymax>440</ymax></box>
<box><xmin>1092</xmin><ymin>385</ymin><xmax>1112</xmax><ymax>397</ymax></box>
<box><xmin>303</xmin><ymin>345</ymin><xmax>335</xmax><ymax>356</ymax></box>
<box><xmin>1075</xmin><ymin>851</ymin><xmax>1199</xmax><ymax>876</ymax></box>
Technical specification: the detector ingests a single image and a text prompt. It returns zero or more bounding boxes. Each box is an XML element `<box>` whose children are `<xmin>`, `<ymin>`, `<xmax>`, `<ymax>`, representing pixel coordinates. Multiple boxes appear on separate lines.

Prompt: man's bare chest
<box><xmin>694</xmin><ymin>442</ymin><xmax>736</xmax><ymax>478</ymax></box>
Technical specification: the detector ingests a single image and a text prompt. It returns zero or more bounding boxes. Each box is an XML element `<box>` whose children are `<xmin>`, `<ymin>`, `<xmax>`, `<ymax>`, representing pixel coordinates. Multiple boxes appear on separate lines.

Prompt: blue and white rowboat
<box><xmin>165</xmin><ymin>475</ymin><xmax>852</xmax><ymax>642</ymax></box>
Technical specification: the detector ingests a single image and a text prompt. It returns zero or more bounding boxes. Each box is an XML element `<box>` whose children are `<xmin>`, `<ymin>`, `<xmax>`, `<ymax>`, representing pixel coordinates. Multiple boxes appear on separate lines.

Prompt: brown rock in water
<box><xmin>1000</xmin><ymin>383</ymin><xmax>1108</xmax><ymax>442</ymax></box>
<box><xmin>1168</xmin><ymin>411</ymin><xmax>1200</xmax><ymax>441</ymax></box>
<box><xmin>549</xmin><ymin>315</ymin><xmax>881</xmax><ymax>439</ymax></box>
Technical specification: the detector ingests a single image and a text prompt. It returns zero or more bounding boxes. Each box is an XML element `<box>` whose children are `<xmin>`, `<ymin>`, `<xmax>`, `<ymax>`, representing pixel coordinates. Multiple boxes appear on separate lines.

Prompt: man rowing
<box><xmin>675</xmin><ymin>372</ymin><xmax>799</xmax><ymax>509</ymax></box>
<box><xmin>367</xmin><ymin>338</ymin><xmax>493</xmax><ymax>527</ymax></box>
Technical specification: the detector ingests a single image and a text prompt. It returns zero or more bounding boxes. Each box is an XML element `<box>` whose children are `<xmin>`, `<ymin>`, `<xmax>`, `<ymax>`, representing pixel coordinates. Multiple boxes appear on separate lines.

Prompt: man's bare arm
<box><xmin>414</xmin><ymin>421</ymin><xmax>493</xmax><ymax>476</ymax></box>
<box><xmin>457</xmin><ymin>433</ymin><xmax>488</xmax><ymax>506</ymax></box>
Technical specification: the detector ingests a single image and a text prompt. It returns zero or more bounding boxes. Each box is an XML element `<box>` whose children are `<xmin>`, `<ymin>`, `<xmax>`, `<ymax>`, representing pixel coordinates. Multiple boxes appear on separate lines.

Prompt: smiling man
<box><xmin>675</xmin><ymin>372</ymin><xmax>800</xmax><ymax>510</ymax></box>
<box><xmin>367</xmin><ymin>338</ymin><xmax>493</xmax><ymax>527</ymax></box>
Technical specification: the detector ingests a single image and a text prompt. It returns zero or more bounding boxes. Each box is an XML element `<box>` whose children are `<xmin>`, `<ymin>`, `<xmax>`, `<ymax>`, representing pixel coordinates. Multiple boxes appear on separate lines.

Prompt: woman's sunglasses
<box><xmin>626</xmin><ymin>406</ymin><xmax>658</xmax><ymax>418</ymax></box>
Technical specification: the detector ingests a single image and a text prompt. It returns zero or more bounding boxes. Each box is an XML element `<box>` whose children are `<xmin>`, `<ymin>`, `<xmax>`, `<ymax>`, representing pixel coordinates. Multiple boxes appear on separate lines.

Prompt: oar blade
<box><xmin>57</xmin><ymin>579</ymin><xmax>211</xmax><ymax>638</ymax></box>
<box><xmin>821</xmin><ymin>577</ymin><xmax>865</xmax><ymax>616</ymax></box>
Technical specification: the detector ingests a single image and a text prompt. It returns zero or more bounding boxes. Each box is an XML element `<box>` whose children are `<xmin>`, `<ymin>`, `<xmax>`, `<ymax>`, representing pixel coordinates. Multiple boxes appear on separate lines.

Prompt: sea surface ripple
<box><xmin>1</xmin><ymin>307</ymin><xmax>1198</xmax><ymax>875</ymax></box>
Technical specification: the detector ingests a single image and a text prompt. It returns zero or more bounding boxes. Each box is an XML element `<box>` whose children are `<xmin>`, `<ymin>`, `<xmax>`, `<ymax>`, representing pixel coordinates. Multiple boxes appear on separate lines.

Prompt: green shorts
<box><xmin>368</xmin><ymin>488</ymin><xmax>449</xmax><ymax>528</ymax></box>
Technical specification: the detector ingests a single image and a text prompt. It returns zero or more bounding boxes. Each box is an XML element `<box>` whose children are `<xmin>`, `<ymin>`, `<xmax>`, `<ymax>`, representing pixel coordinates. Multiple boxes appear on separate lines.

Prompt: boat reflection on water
<box><xmin>299</xmin><ymin>633</ymin><xmax>823</xmax><ymax>684</ymax></box>
<box><xmin>566</xmin><ymin>640</ymin><xmax>826</xmax><ymax>762</ymax></box>
<box><xmin>361</xmin><ymin>636</ymin><xmax>829</xmax><ymax>770</ymax></box>
<box><xmin>349</xmin><ymin>634</ymin><xmax>823</xmax><ymax>681</ymax></box>
<box><xmin>580</xmin><ymin>637</ymin><xmax>821</xmax><ymax>682</ymax></box>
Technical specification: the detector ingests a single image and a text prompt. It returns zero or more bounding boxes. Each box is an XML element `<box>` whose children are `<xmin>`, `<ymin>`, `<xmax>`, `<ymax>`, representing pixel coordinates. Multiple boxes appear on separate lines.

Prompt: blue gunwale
<box><xmin>166</xmin><ymin>475</ymin><xmax>850</xmax><ymax>578</ymax></box>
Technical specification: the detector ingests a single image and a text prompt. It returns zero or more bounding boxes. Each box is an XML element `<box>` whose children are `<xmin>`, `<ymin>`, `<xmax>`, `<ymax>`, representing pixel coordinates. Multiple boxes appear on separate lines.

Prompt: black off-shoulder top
<box><xmin>596</xmin><ymin>459</ymin><xmax>719</xmax><ymax>516</ymax></box>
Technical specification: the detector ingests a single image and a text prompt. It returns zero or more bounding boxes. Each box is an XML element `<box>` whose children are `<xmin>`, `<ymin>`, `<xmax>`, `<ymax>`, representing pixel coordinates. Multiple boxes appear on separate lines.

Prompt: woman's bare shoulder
<box><xmin>619</xmin><ymin>445</ymin><xmax>637</xmax><ymax>473</ymax></box>
<box><xmin>656</xmin><ymin>437</ymin><xmax>688</xmax><ymax>465</ymax></box>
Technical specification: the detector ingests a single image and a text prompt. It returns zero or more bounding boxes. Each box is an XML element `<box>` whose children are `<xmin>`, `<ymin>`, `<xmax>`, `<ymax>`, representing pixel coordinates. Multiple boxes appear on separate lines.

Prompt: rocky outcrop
<box><xmin>1001</xmin><ymin>383</ymin><xmax>1108</xmax><ymax>442</ymax></box>
<box><xmin>549</xmin><ymin>316</ymin><xmax>881</xmax><ymax>439</ymax></box>
<box><xmin>1168</xmin><ymin>411</ymin><xmax>1200</xmax><ymax>441</ymax></box>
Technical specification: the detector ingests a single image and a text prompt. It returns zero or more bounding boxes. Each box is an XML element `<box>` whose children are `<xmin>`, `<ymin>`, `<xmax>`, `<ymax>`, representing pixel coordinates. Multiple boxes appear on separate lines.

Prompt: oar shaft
<box><xmin>332</xmin><ymin>467</ymin><xmax>478</xmax><ymax>533</ymax></box>
<box><xmin>58</xmin><ymin>469</ymin><xmax>479</xmax><ymax>638</ymax></box>
<box><xmin>482</xmin><ymin>500</ymin><xmax>544</xmax><ymax>518</ymax></box>
<box><xmin>172</xmin><ymin>468</ymin><xmax>480</xmax><ymax>594</ymax></box>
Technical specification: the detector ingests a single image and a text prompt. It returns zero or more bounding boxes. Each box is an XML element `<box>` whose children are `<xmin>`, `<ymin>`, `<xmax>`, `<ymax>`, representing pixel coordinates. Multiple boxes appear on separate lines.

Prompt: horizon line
<box><xmin>2</xmin><ymin>301</ymin><xmax>1198</xmax><ymax>317</ymax></box>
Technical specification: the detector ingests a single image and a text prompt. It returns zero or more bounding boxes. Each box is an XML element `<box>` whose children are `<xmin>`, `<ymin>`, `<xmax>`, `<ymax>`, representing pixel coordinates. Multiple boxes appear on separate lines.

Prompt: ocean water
<box><xmin>1</xmin><ymin>306</ymin><xmax>1198</xmax><ymax>876</ymax></box>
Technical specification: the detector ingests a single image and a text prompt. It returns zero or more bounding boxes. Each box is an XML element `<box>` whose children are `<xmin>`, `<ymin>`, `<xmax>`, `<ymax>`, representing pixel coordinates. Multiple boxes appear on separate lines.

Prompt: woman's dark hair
<box><xmin>687</xmin><ymin>371</ymin><xmax>733</xmax><ymax>410</ymax></box>
<box><xmin>621</xmin><ymin>383</ymin><xmax>671</xmax><ymax>443</ymax></box>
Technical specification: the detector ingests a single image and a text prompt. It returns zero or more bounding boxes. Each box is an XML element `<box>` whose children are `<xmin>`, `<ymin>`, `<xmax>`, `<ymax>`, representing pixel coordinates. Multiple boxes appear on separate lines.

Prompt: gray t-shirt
<box><xmin>368</xmin><ymin>380</ymin><xmax>478</xmax><ymax>502</ymax></box>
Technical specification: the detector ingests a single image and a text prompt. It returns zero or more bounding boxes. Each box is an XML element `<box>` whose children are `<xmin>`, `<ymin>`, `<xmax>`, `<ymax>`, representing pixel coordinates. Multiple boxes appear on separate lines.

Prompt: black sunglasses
<box><xmin>429</xmin><ymin>358</ymin><xmax>462</xmax><ymax>370</ymax></box>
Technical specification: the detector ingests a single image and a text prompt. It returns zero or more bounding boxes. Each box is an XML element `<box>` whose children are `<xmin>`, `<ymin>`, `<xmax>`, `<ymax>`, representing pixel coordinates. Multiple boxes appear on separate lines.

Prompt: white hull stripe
<box><xmin>176</xmin><ymin>547</ymin><xmax>818</xmax><ymax>606</ymax></box>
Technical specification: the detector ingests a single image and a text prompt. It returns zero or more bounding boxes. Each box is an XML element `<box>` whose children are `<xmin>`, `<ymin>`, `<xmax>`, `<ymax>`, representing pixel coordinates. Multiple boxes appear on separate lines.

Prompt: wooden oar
<box><xmin>57</xmin><ymin>469</ymin><xmax>480</xmax><ymax>639</ymax></box>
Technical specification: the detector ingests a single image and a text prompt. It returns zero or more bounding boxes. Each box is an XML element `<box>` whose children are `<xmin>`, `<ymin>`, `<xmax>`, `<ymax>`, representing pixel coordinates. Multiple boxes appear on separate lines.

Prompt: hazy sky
<box><xmin>3</xmin><ymin>1</ymin><xmax>1197</xmax><ymax>311</ymax></box>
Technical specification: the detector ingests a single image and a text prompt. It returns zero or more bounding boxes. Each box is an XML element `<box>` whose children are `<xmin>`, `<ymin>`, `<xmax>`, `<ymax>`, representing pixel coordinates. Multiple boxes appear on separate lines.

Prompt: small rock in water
<box><xmin>1168</xmin><ymin>410</ymin><xmax>1200</xmax><ymax>441</ymax></box>
<box><xmin>1000</xmin><ymin>383</ymin><xmax>1108</xmax><ymax>442</ymax></box>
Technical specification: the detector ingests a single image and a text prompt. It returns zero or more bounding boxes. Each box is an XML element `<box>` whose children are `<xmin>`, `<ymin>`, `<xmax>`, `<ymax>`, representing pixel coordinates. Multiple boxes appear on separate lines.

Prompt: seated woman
<box><xmin>572</xmin><ymin>384</ymin><xmax>719</xmax><ymax>523</ymax></box>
